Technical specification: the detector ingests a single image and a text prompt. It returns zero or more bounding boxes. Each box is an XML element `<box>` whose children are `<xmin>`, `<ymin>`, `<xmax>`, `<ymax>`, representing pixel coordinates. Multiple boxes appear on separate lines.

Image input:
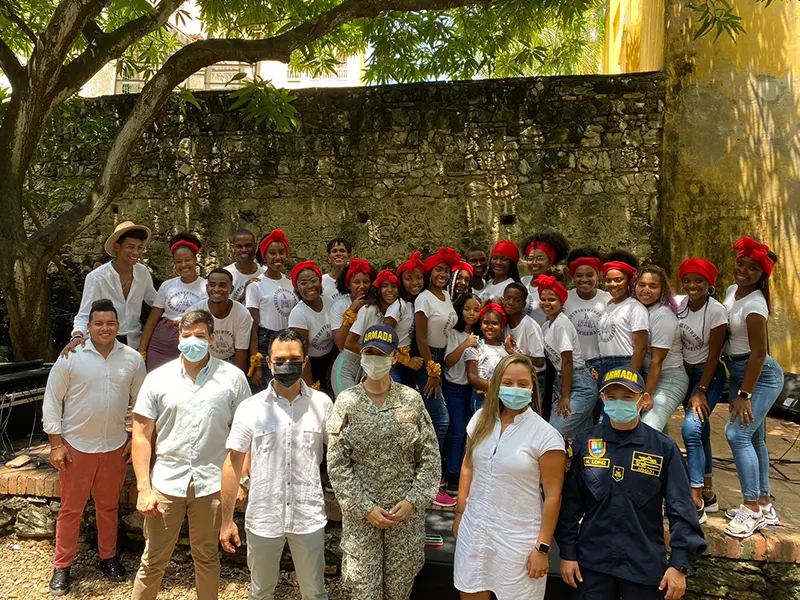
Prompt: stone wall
<box><xmin>29</xmin><ymin>73</ymin><xmax>664</xmax><ymax>329</ymax></box>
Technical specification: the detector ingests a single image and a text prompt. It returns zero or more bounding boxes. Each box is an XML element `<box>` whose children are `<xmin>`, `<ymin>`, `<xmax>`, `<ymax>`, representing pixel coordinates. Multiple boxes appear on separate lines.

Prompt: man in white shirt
<box><xmin>130</xmin><ymin>309</ymin><xmax>251</xmax><ymax>600</ymax></box>
<box><xmin>220</xmin><ymin>329</ymin><xmax>333</xmax><ymax>600</ymax></box>
<box><xmin>43</xmin><ymin>299</ymin><xmax>146</xmax><ymax>596</ymax></box>
<box><xmin>321</xmin><ymin>238</ymin><xmax>351</xmax><ymax>302</ymax></box>
<box><xmin>224</xmin><ymin>229</ymin><xmax>266</xmax><ymax>303</ymax></box>
<box><xmin>66</xmin><ymin>222</ymin><xmax>157</xmax><ymax>353</ymax></box>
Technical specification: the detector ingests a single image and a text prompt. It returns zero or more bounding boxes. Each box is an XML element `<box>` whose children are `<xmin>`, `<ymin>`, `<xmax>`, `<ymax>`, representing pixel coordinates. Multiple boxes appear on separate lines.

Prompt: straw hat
<box><xmin>104</xmin><ymin>221</ymin><xmax>152</xmax><ymax>256</ymax></box>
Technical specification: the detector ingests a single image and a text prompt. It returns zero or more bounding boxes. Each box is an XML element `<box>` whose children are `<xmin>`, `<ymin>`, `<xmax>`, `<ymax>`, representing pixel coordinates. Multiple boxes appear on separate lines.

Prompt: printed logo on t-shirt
<box><xmin>679</xmin><ymin>322</ymin><xmax>703</xmax><ymax>353</ymax></box>
<box><xmin>167</xmin><ymin>291</ymin><xmax>204</xmax><ymax>314</ymax></box>
<box><xmin>272</xmin><ymin>289</ymin><xmax>298</xmax><ymax>317</ymax></box>
<box><xmin>568</xmin><ymin>308</ymin><xmax>602</xmax><ymax>338</ymax></box>
<box><xmin>543</xmin><ymin>341</ymin><xmax>562</xmax><ymax>369</ymax></box>
<box><xmin>443</xmin><ymin>314</ymin><xmax>457</xmax><ymax>339</ymax></box>
<box><xmin>311</xmin><ymin>324</ymin><xmax>333</xmax><ymax>354</ymax></box>
<box><xmin>212</xmin><ymin>329</ymin><xmax>235</xmax><ymax>358</ymax></box>
<box><xmin>598</xmin><ymin>314</ymin><xmax>616</xmax><ymax>343</ymax></box>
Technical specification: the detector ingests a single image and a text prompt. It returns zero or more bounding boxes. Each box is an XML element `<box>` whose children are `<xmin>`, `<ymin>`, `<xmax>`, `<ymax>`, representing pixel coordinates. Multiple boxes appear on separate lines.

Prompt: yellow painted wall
<box><xmin>603</xmin><ymin>0</ymin><xmax>665</xmax><ymax>73</ymax></box>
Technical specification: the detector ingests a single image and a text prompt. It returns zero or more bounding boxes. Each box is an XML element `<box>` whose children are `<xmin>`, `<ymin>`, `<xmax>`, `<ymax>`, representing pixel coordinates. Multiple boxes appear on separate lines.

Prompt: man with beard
<box><xmin>224</xmin><ymin>229</ymin><xmax>266</xmax><ymax>303</ymax></box>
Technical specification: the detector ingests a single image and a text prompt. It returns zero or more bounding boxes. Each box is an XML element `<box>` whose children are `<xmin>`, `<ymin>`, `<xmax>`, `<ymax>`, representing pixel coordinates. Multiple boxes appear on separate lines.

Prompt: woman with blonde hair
<box><xmin>453</xmin><ymin>355</ymin><xmax>565</xmax><ymax>600</ymax></box>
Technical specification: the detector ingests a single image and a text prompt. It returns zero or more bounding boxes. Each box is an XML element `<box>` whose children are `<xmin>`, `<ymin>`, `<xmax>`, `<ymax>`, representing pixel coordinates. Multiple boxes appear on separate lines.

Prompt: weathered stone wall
<box><xmin>32</xmin><ymin>73</ymin><xmax>664</xmax><ymax>321</ymax></box>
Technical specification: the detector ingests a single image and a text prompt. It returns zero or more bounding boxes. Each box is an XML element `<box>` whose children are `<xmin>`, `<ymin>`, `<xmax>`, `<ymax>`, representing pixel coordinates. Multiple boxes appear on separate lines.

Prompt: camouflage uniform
<box><xmin>327</xmin><ymin>381</ymin><xmax>440</xmax><ymax>600</ymax></box>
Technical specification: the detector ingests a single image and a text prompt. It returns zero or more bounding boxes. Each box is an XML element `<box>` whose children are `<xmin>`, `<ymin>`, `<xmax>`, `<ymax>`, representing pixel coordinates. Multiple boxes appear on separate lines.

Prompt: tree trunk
<box><xmin>0</xmin><ymin>253</ymin><xmax>54</xmax><ymax>361</ymax></box>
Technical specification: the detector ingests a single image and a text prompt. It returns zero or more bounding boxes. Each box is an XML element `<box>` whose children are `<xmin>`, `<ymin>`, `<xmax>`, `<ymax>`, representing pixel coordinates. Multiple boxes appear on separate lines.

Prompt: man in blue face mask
<box><xmin>554</xmin><ymin>367</ymin><xmax>706</xmax><ymax>600</ymax></box>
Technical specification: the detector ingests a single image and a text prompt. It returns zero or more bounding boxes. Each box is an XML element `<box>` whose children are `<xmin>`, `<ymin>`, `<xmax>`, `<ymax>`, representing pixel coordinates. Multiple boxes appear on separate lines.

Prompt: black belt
<box><xmin>725</xmin><ymin>352</ymin><xmax>751</xmax><ymax>362</ymax></box>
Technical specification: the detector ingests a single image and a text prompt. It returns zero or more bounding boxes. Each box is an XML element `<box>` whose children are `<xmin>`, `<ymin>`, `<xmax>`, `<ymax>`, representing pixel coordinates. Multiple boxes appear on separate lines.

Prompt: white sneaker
<box><xmin>725</xmin><ymin>506</ymin><xmax>742</xmax><ymax>520</ymax></box>
<box><xmin>696</xmin><ymin>501</ymin><xmax>708</xmax><ymax>525</ymax></box>
<box><xmin>760</xmin><ymin>503</ymin><xmax>780</xmax><ymax>526</ymax></box>
<box><xmin>725</xmin><ymin>505</ymin><xmax>767</xmax><ymax>538</ymax></box>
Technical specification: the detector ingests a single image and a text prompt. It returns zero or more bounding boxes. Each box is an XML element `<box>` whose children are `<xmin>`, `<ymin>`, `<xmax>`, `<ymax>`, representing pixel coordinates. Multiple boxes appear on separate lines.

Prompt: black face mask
<box><xmin>271</xmin><ymin>360</ymin><xmax>304</xmax><ymax>387</ymax></box>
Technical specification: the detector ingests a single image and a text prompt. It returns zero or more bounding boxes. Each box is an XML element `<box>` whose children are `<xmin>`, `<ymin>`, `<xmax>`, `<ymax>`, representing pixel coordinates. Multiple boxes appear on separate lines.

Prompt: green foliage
<box><xmin>690</xmin><ymin>0</ymin><xmax>776</xmax><ymax>41</ymax></box>
<box><xmin>228</xmin><ymin>75</ymin><xmax>298</xmax><ymax>131</ymax></box>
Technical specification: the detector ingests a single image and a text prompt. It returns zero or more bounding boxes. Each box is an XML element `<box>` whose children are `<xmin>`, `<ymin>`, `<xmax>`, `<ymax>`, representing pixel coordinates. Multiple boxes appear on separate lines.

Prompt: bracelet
<box><xmin>247</xmin><ymin>353</ymin><xmax>264</xmax><ymax>377</ymax></box>
<box><xmin>696</xmin><ymin>385</ymin><xmax>708</xmax><ymax>394</ymax></box>
<box><xmin>50</xmin><ymin>444</ymin><xmax>64</xmax><ymax>450</ymax></box>
<box><xmin>396</xmin><ymin>346</ymin><xmax>411</xmax><ymax>366</ymax></box>
<box><xmin>342</xmin><ymin>309</ymin><xmax>358</xmax><ymax>328</ymax></box>
<box><xmin>311</xmin><ymin>381</ymin><xmax>321</xmax><ymax>390</ymax></box>
<box><xmin>139</xmin><ymin>351</ymin><xmax>147</xmax><ymax>361</ymax></box>
<box><xmin>70</xmin><ymin>334</ymin><xmax>84</xmax><ymax>342</ymax></box>
<box><xmin>426</xmin><ymin>360</ymin><xmax>441</xmax><ymax>377</ymax></box>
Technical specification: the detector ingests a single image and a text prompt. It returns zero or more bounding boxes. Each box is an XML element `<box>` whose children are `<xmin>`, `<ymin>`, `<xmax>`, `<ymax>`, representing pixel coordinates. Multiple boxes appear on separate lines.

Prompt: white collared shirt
<box><xmin>42</xmin><ymin>340</ymin><xmax>146</xmax><ymax>454</ymax></box>
<box><xmin>72</xmin><ymin>262</ymin><xmax>157</xmax><ymax>349</ymax></box>
<box><xmin>227</xmin><ymin>381</ymin><xmax>333</xmax><ymax>537</ymax></box>
<box><xmin>133</xmin><ymin>357</ymin><xmax>251</xmax><ymax>498</ymax></box>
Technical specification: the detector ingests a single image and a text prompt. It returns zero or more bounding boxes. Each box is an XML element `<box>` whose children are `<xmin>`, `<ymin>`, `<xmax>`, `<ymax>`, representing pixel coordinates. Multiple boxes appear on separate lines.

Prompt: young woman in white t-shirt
<box><xmin>245</xmin><ymin>230</ymin><xmax>297</xmax><ymax>388</ymax></box>
<box><xmin>330</xmin><ymin>259</ymin><xmax>376</xmax><ymax>397</ymax></box>
<box><xmin>448</xmin><ymin>260</ymin><xmax>474</xmax><ymax>303</ymax></box>
<box><xmin>386</xmin><ymin>252</ymin><xmax>426</xmax><ymax>386</ymax></box>
<box><xmin>288</xmin><ymin>261</ymin><xmax>333</xmax><ymax>392</ymax></box>
<box><xmin>634</xmin><ymin>266</ymin><xmax>689</xmax><ymax>432</ymax></box>
<box><xmin>479</xmin><ymin>240</ymin><xmax>521</xmax><ymax>302</ymax></box>
<box><xmin>722</xmin><ymin>237</ymin><xmax>784</xmax><ymax>539</ymax></box>
<box><xmin>563</xmin><ymin>247</ymin><xmax>610</xmax><ymax>381</ymax></box>
<box><xmin>321</xmin><ymin>238</ymin><xmax>351</xmax><ymax>303</ymax></box>
<box><xmin>140</xmin><ymin>232</ymin><xmax>207</xmax><ymax>371</ymax></box>
<box><xmin>465</xmin><ymin>303</ymin><xmax>510</xmax><ymax>414</ymax></box>
<box><xmin>519</xmin><ymin>231</ymin><xmax>570</xmax><ymax>326</ymax></box>
<box><xmin>346</xmin><ymin>270</ymin><xmax>400</xmax><ymax>354</ymax></box>
<box><xmin>597</xmin><ymin>251</ymin><xmax>649</xmax><ymax>381</ymax></box>
<box><xmin>537</xmin><ymin>275</ymin><xmax>598</xmax><ymax>441</ymax></box>
<box><xmin>676</xmin><ymin>259</ymin><xmax>728</xmax><ymax>523</ymax></box>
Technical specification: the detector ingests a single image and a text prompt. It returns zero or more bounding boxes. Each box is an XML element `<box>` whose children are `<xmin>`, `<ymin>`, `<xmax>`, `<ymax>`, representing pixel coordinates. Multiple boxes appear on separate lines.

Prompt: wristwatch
<box><xmin>738</xmin><ymin>390</ymin><xmax>753</xmax><ymax>400</ymax></box>
<box><xmin>676</xmin><ymin>565</ymin><xmax>690</xmax><ymax>575</ymax></box>
<box><xmin>239</xmin><ymin>476</ymin><xmax>250</xmax><ymax>490</ymax></box>
<box><xmin>535</xmin><ymin>542</ymin><xmax>551</xmax><ymax>555</ymax></box>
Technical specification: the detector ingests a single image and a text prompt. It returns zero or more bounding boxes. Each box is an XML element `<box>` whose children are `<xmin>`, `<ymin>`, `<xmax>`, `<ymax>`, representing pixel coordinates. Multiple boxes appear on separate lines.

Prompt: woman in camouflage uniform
<box><xmin>327</xmin><ymin>324</ymin><xmax>440</xmax><ymax>600</ymax></box>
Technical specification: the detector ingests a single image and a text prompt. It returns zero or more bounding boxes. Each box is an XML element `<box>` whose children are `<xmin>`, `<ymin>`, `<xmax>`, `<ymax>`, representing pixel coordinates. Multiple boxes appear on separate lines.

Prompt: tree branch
<box><xmin>0</xmin><ymin>6</ymin><xmax>39</xmax><ymax>44</ymax></box>
<box><xmin>0</xmin><ymin>35</ymin><xmax>24</xmax><ymax>87</ymax></box>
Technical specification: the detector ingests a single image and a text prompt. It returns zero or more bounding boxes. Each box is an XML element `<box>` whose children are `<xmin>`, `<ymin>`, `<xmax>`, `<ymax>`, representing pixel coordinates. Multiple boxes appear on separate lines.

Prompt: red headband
<box><xmin>602</xmin><ymin>261</ymin><xmax>638</xmax><ymax>277</ymax></box>
<box><xmin>345</xmin><ymin>258</ymin><xmax>372</xmax><ymax>286</ymax></box>
<box><xmin>397</xmin><ymin>251</ymin><xmax>425</xmax><ymax>277</ymax></box>
<box><xmin>491</xmin><ymin>240</ymin><xmax>520</xmax><ymax>263</ymax></box>
<box><xmin>423</xmin><ymin>247</ymin><xmax>462</xmax><ymax>273</ymax></box>
<box><xmin>259</xmin><ymin>229</ymin><xmax>290</xmax><ymax>259</ymax></box>
<box><xmin>170</xmin><ymin>240</ymin><xmax>199</xmax><ymax>255</ymax></box>
<box><xmin>479</xmin><ymin>302</ymin><xmax>507</xmax><ymax>323</ymax></box>
<box><xmin>679</xmin><ymin>258</ymin><xmax>718</xmax><ymax>287</ymax></box>
<box><xmin>535</xmin><ymin>274</ymin><xmax>568</xmax><ymax>304</ymax></box>
<box><xmin>568</xmin><ymin>257</ymin><xmax>602</xmax><ymax>277</ymax></box>
<box><xmin>290</xmin><ymin>260</ymin><xmax>322</xmax><ymax>289</ymax></box>
<box><xmin>733</xmin><ymin>237</ymin><xmax>774</xmax><ymax>277</ymax></box>
<box><xmin>373</xmin><ymin>269</ymin><xmax>400</xmax><ymax>289</ymax></box>
<box><xmin>452</xmin><ymin>261</ymin><xmax>474</xmax><ymax>277</ymax></box>
<box><xmin>525</xmin><ymin>241</ymin><xmax>556</xmax><ymax>264</ymax></box>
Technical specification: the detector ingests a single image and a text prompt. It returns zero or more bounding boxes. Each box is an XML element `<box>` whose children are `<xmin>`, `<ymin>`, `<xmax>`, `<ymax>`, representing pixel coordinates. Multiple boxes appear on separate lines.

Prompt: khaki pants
<box><xmin>131</xmin><ymin>483</ymin><xmax>221</xmax><ymax>600</ymax></box>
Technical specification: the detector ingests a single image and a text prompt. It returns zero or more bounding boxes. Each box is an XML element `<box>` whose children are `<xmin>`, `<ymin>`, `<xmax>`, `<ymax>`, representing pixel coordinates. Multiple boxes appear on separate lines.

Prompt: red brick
<box><xmin>44</xmin><ymin>473</ymin><xmax>58</xmax><ymax>497</ymax></box>
<box><xmin>726</xmin><ymin>535</ymin><xmax>744</xmax><ymax>559</ymax></box>
<box><xmin>35</xmin><ymin>474</ymin><xmax>46</xmax><ymax>497</ymax></box>
<box><xmin>26</xmin><ymin>475</ymin><xmax>38</xmax><ymax>495</ymax></box>
<box><xmin>764</xmin><ymin>533</ymin><xmax>782</xmax><ymax>561</ymax></box>
<box><xmin>0</xmin><ymin>473</ymin><xmax>8</xmax><ymax>495</ymax></box>
<box><xmin>751</xmin><ymin>534</ymin><xmax>767</xmax><ymax>561</ymax></box>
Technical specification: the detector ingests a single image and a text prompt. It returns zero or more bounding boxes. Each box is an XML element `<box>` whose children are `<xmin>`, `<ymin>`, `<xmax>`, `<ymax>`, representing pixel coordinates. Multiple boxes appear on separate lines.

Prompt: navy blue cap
<box><xmin>600</xmin><ymin>367</ymin><xmax>645</xmax><ymax>394</ymax></box>
<box><xmin>361</xmin><ymin>324</ymin><xmax>398</xmax><ymax>355</ymax></box>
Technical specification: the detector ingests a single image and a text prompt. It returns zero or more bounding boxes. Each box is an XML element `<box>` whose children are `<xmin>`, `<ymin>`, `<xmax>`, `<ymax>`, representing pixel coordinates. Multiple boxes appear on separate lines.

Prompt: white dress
<box><xmin>454</xmin><ymin>408</ymin><xmax>565</xmax><ymax>600</ymax></box>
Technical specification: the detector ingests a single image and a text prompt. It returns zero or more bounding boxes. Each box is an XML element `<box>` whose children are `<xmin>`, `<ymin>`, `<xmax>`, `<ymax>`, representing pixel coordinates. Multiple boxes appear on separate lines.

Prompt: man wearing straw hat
<box><xmin>63</xmin><ymin>221</ymin><xmax>157</xmax><ymax>353</ymax></box>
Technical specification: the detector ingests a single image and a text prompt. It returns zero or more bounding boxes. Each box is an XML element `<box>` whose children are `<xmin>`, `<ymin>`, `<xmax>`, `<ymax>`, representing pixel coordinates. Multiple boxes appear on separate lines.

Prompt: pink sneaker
<box><xmin>434</xmin><ymin>490</ymin><xmax>457</xmax><ymax>507</ymax></box>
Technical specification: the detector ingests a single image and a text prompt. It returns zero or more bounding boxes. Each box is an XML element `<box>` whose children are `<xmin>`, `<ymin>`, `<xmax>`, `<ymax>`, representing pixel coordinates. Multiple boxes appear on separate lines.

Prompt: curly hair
<box><xmin>520</xmin><ymin>231</ymin><xmax>570</xmax><ymax>264</ymax></box>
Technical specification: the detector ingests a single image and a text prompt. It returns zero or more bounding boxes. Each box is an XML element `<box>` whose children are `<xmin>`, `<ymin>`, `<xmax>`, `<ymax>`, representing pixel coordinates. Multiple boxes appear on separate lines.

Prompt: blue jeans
<box><xmin>725</xmin><ymin>354</ymin><xmax>784</xmax><ymax>501</ymax></box>
<box><xmin>599</xmin><ymin>355</ymin><xmax>632</xmax><ymax>383</ymax></box>
<box><xmin>641</xmin><ymin>367</ymin><xmax>689</xmax><ymax>433</ymax></box>
<box><xmin>443</xmin><ymin>381</ymin><xmax>473</xmax><ymax>478</ymax></box>
<box><xmin>471</xmin><ymin>388</ymin><xmax>485</xmax><ymax>415</ymax></box>
<box><xmin>681</xmin><ymin>363</ymin><xmax>726</xmax><ymax>488</ymax></box>
<box><xmin>415</xmin><ymin>346</ymin><xmax>450</xmax><ymax>459</ymax></box>
<box><xmin>550</xmin><ymin>365</ymin><xmax>598</xmax><ymax>440</ymax></box>
<box><xmin>391</xmin><ymin>363</ymin><xmax>416</xmax><ymax>386</ymax></box>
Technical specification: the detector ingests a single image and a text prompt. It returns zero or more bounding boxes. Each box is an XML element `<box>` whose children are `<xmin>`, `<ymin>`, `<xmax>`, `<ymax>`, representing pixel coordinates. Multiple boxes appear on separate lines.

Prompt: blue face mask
<box><xmin>604</xmin><ymin>399</ymin><xmax>640</xmax><ymax>423</ymax></box>
<box><xmin>498</xmin><ymin>386</ymin><xmax>532</xmax><ymax>410</ymax></box>
<box><xmin>178</xmin><ymin>336</ymin><xmax>209</xmax><ymax>363</ymax></box>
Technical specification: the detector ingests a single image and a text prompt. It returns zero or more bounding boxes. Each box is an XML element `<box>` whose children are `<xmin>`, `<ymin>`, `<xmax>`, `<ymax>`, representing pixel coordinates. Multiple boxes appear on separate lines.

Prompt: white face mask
<box><xmin>360</xmin><ymin>354</ymin><xmax>393</xmax><ymax>380</ymax></box>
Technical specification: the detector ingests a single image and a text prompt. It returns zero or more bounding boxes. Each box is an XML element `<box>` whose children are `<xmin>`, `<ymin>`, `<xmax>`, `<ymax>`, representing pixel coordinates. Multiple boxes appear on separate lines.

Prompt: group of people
<box><xmin>42</xmin><ymin>219</ymin><xmax>785</xmax><ymax>599</ymax></box>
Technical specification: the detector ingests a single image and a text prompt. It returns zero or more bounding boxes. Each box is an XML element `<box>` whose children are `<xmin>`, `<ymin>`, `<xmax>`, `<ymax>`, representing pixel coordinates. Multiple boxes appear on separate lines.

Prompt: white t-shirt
<box><xmin>350</xmin><ymin>304</ymin><xmax>385</xmax><ymax>339</ymax></box>
<box><xmin>385</xmin><ymin>298</ymin><xmax>414</xmax><ymax>347</ymax></box>
<box><xmin>415</xmin><ymin>290</ymin><xmax>457</xmax><ymax>349</ymax></box>
<box><xmin>677</xmin><ymin>296</ymin><xmax>728</xmax><ymax>365</ymax></box>
<box><xmin>541</xmin><ymin>313</ymin><xmax>584</xmax><ymax>372</ymax></box>
<box><xmin>322</xmin><ymin>273</ymin><xmax>347</xmax><ymax>304</ymax></box>
<box><xmin>479</xmin><ymin>279</ymin><xmax>513</xmax><ymax>303</ymax></box>
<box><xmin>465</xmin><ymin>343</ymin><xmax>509</xmax><ymax>382</ymax></box>
<box><xmin>154</xmin><ymin>276</ymin><xmax>208</xmax><ymax>322</ymax></box>
<box><xmin>519</xmin><ymin>278</ymin><xmax>547</xmax><ymax>326</ymax></box>
<box><xmin>288</xmin><ymin>299</ymin><xmax>333</xmax><ymax>357</ymax></box>
<box><xmin>190</xmin><ymin>299</ymin><xmax>252</xmax><ymax>361</ymax></box>
<box><xmin>723</xmin><ymin>285</ymin><xmax>769</xmax><ymax>355</ymax></box>
<box><xmin>329</xmin><ymin>296</ymin><xmax>352</xmax><ymax>331</ymax></box>
<box><xmin>445</xmin><ymin>329</ymin><xmax>472</xmax><ymax>385</ymax></box>
<box><xmin>224</xmin><ymin>263</ymin><xmax>266</xmax><ymax>302</ymax></box>
<box><xmin>245</xmin><ymin>274</ymin><xmax>297</xmax><ymax>331</ymax></box>
<box><xmin>644</xmin><ymin>304</ymin><xmax>684</xmax><ymax>371</ymax></box>
<box><xmin>506</xmin><ymin>316</ymin><xmax>545</xmax><ymax>372</ymax></box>
<box><xmin>597</xmin><ymin>296</ymin><xmax>649</xmax><ymax>357</ymax></box>
<box><xmin>563</xmin><ymin>289</ymin><xmax>611</xmax><ymax>362</ymax></box>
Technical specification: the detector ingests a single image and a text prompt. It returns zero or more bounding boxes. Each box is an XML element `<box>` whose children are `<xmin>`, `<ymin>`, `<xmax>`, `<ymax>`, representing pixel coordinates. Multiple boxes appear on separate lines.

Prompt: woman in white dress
<box><xmin>453</xmin><ymin>354</ymin><xmax>566</xmax><ymax>600</ymax></box>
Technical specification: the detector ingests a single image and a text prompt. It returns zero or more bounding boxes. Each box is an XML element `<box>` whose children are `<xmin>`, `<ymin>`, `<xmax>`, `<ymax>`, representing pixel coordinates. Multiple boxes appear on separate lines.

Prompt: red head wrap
<box><xmin>733</xmin><ymin>237</ymin><xmax>774</xmax><ymax>277</ymax></box>
<box><xmin>373</xmin><ymin>269</ymin><xmax>400</xmax><ymax>289</ymax></box>
<box><xmin>452</xmin><ymin>261</ymin><xmax>474</xmax><ymax>277</ymax></box>
<box><xmin>679</xmin><ymin>259</ymin><xmax>718</xmax><ymax>287</ymax></box>
<box><xmin>601</xmin><ymin>261</ymin><xmax>639</xmax><ymax>278</ymax></box>
<box><xmin>259</xmin><ymin>229</ymin><xmax>290</xmax><ymax>259</ymax></box>
<box><xmin>478</xmin><ymin>302</ymin><xmax>507</xmax><ymax>323</ymax></box>
<box><xmin>535</xmin><ymin>275</ymin><xmax>568</xmax><ymax>304</ymax></box>
<box><xmin>568</xmin><ymin>257</ymin><xmax>602</xmax><ymax>277</ymax></box>
<box><xmin>290</xmin><ymin>260</ymin><xmax>322</xmax><ymax>289</ymax></box>
<box><xmin>491</xmin><ymin>240</ymin><xmax>520</xmax><ymax>264</ymax></box>
<box><xmin>525</xmin><ymin>241</ymin><xmax>556</xmax><ymax>264</ymax></box>
<box><xmin>423</xmin><ymin>247</ymin><xmax>462</xmax><ymax>273</ymax></box>
<box><xmin>345</xmin><ymin>258</ymin><xmax>372</xmax><ymax>286</ymax></box>
<box><xmin>397</xmin><ymin>252</ymin><xmax>426</xmax><ymax>277</ymax></box>
<box><xmin>170</xmin><ymin>240</ymin><xmax>199</xmax><ymax>255</ymax></box>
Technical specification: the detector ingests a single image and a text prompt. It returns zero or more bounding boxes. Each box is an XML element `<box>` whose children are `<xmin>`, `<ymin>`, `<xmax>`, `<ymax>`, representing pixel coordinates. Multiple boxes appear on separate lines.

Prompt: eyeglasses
<box><xmin>527</xmin><ymin>255</ymin><xmax>549</xmax><ymax>263</ymax></box>
<box><xmin>121</xmin><ymin>244</ymin><xmax>145</xmax><ymax>253</ymax></box>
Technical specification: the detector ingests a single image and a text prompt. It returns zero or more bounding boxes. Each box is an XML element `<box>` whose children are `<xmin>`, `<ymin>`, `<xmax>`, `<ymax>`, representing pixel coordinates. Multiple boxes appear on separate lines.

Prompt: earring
<box><xmin>708</xmin><ymin>286</ymin><xmax>716</xmax><ymax>296</ymax></box>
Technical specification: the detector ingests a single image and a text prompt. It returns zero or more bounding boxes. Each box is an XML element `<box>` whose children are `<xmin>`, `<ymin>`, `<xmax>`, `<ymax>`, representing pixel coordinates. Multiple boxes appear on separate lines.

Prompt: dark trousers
<box><xmin>574</xmin><ymin>567</ymin><xmax>666</xmax><ymax>600</ymax></box>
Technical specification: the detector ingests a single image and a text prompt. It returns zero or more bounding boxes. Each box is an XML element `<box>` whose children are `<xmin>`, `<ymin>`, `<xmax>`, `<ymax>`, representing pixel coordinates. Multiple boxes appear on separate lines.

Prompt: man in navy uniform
<box><xmin>555</xmin><ymin>367</ymin><xmax>706</xmax><ymax>600</ymax></box>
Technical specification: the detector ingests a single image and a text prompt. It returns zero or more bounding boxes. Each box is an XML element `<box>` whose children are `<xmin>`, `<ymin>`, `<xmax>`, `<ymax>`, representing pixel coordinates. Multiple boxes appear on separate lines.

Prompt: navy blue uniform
<box><xmin>555</xmin><ymin>420</ymin><xmax>706</xmax><ymax>597</ymax></box>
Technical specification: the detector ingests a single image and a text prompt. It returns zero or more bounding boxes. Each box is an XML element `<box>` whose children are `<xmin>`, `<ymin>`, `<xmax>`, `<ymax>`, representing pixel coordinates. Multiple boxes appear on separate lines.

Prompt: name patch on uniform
<box><xmin>584</xmin><ymin>457</ymin><xmax>610</xmax><ymax>469</ymax></box>
<box><xmin>395</xmin><ymin>409</ymin><xmax>416</xmax><ymax>423</ymax></box>
<box><xmin>588</xmin><ymin>439</ymin><xmax>606</xmax><ymax>458</ymax></box>
<box><xmin>612</xmin><ymin>465</ymin><xmax>625</xmax><ymax>482</ymax></box>
<box><xmin>329</xmin><ymin>414</ymin><xmax>344</xmax><ymax>435</ymax></box>
<box><xmin>631</xmin><ymin>451</ymin><xmax>663</xmax><ymax>477</ymax></box>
